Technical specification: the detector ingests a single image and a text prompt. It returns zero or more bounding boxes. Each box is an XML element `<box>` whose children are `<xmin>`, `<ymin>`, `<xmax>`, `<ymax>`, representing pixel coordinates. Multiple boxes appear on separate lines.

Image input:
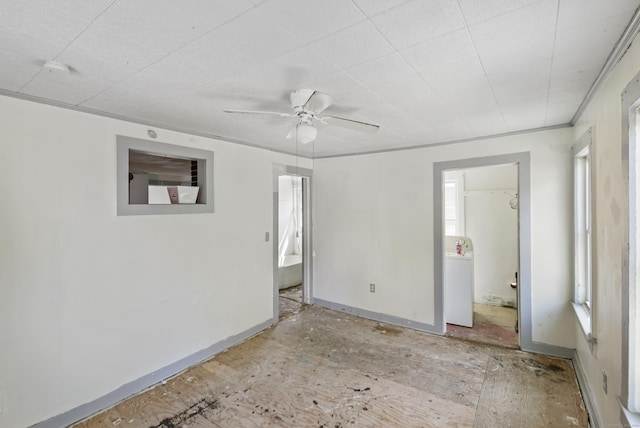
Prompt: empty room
<box><xmin>1</xmin><ymin>1</ymin><xmax>640</xmax><ymax>427</ymax></box>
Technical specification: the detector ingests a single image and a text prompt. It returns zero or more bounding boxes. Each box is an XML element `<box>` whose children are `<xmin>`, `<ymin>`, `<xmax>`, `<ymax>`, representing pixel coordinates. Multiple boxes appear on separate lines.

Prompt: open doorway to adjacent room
<box><xmin>275</xmin><ymin>172</ymin><xmax>311</xmax><ymax>320</ymax></box>
<box><xmin>442</xmin><ymin>164</ymin><xmax>520</xmax><ymax>349</ymax></box>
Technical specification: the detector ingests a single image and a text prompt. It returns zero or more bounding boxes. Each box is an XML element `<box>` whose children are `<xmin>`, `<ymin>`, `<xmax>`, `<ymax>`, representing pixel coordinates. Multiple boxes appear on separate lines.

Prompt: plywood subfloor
<box><xmin>475</xmin><ymin>348</ymin><xmax>587</xmax><ymax>427</ymax></box>
<box><xmin>447</xmin><ymin>303</ymin><xmax>519</xmax><ymax>348</ymax></box>
<box><xmin>74</xmin><ymin>305</ymin><xmax>587</xmax><ymax>428</ymax></box>
<box><xmin>279</xmin><ymin>284</ymin><xmax>302</xmax><ymax>302</ymax></box>
<box><xmin>279</xmin><ymin>285</ymin><xmax>302</xmax><ymax>320</ymax></box>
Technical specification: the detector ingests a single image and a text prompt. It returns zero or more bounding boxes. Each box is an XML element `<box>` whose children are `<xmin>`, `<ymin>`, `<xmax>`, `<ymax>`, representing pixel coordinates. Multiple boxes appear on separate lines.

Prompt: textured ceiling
<box><xmin>1</xmin><ymin>0</ymin><xmax>639</xmax><ymax>157</ymax></box>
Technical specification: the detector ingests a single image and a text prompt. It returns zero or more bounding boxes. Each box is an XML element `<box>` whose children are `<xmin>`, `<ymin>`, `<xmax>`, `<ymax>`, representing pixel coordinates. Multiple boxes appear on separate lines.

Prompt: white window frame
<box><xmin>444</xmin><ymin>171</ymin><xmax>465</xmax><ymax>236</ymax></box>
<box><xmin>572</xmin><ymin>130</ymin><xmax>594</xmax><ymax>344</ymax></box>
<box><xmin>621</xmin><ymin>73</ymin><xmax>640</xmax><ymax>425</ymax></box>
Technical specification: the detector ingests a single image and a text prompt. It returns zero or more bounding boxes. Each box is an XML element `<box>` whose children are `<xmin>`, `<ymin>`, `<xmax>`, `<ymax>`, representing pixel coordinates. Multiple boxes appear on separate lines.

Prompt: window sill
<box><xmin>572</xmin><ymin>302</ymin><xmax>595</xmax><ymax>351</ymax></box>
<box><xmin>619</xmin><ymin>398</ymin><xmax>640</xmax><ymax>427</ymax></box>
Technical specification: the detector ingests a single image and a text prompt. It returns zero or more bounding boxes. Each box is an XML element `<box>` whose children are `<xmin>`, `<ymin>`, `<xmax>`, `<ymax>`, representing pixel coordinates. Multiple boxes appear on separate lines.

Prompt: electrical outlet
<box><xmin>370</xmin><ymin>283</ymin><xmax>376</xmax><ymax>293</ymax></box>
<box><xmin>602</xmin><ymin>370</ymin><xmax>608</xmax><ymax>394</ymax></box>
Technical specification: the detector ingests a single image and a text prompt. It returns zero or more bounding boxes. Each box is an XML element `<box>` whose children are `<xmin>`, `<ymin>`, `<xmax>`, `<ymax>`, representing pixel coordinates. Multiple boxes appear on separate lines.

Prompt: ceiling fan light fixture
<box><xmin>43</xmin><ymin>60</ymin><xmax>71</xmax><ymax>74</ymax></box>
<box><xmin>296</xmin><ymin>122</ymin><xmax>317</xmax><ymax>144</ymax></box>
<box><xmin>223</xmin><ymin>89</ymin><xmax>379</xmax><ymax>144</ymax></box>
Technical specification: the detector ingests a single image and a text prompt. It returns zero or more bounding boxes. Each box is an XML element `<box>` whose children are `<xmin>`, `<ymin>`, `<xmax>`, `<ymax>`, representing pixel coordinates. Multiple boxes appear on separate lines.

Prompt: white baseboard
<box><xmin>30</xmin><ymin>319</ymin><xmax>273</xmax><ymax>428</ymax></box>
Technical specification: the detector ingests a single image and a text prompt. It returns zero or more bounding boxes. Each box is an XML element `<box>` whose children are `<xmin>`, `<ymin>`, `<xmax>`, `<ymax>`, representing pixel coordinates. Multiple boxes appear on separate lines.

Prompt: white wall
<box><xmin>0</xmin><ymin>95</ymin><xmax>309</xmax><ymax>427</ymax></box>
<box><xmin>312</xmin><ymin>127</ymin><xmax>574</xmax><ymax>347</ymax></box>
<box><xmin>572</xmin><ymin>34</ymin><xmax>640</xmax><ymax>425</ymax></box>
<box><xmin>463</xmin><ymin>165</ymin><xmax>518</xmax><ymax>306</ymax></box>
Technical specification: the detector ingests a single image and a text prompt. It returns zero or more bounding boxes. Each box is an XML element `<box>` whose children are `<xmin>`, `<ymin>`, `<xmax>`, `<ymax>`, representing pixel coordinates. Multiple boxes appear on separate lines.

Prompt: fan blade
<box><xmin>223</xmin><ymin>109</ymin><xmax>293</xmax><ymax>117</ymax></box>
<box><xmin>285</xmin><ymin>125</ymin><xmax>296</xmax><ymax>139</ymax></box>
<box><xmin>320</xmin><ymin>116</ymin><xmax>380</xmax><ymax>133</ymax></box>
<box><xmin>303</xmin><ymin>91</ymin><xmax>333</xmax><ymax>114</ymax></box>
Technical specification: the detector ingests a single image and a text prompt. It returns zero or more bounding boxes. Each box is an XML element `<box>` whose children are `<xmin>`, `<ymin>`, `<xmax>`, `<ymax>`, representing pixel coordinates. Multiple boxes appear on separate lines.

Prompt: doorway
<box><xmin>443</xmin><ymin>164</ymin><xmax>519</xmax><ymax>348</ymax></box>
<box><xmin>273</xmin><ymin>165</ymin><xmax>312</xmax><ymax>322</ymax></box>
<box><xmin>433</xmin><ymin>152</ymin><xmax>532</xmax><ymax>351</ymax></box>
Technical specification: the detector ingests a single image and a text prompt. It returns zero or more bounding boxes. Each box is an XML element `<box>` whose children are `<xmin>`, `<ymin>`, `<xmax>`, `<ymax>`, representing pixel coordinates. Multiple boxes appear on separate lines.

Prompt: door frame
<box><xmin>433</xmin><ymin>153</ymin><xmax>531</xmax><ymax>350</ymax></box>
<box><xmin>272</xmin><ymin>164</ymin><xmax>313</xmax><ymax>324</ymax></box>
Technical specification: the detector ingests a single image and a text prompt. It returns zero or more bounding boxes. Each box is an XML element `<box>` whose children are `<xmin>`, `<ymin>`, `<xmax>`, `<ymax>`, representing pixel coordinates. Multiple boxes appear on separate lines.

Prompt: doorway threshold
<box><xmin>446</xmin><ymin>303</ymin><xmax>518</xmax><ymax>349</ymax></box>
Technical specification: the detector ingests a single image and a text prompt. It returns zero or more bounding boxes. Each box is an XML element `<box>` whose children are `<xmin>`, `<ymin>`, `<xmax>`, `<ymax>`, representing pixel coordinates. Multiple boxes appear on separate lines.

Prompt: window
<box><xmin>621</xmin><ymin>73</ymin><xmax>640</xmax><ymax>424</ymax></box>
<box><xmin>575</xmin><ymin>146</ymin><xmax>592</xmax><ymax>309</ymax></box>
<box><xmin>626</xmin><ymin>106</ymin><xmax>640</xmax><ymax>415</ymax></box>
<box><xmin>444</xmin><ymin>171</ymin><xmax>465</xmax><ymax>236</ymax></box>
<box><xmin>117</xmin><ymin>135</ymin><xmax>214</xmax><ymax>215</ymax></box>
<box><xmin>572</xmin><ymin>130</ymin><xmax>593</xmax><ymax>338</ymax></box>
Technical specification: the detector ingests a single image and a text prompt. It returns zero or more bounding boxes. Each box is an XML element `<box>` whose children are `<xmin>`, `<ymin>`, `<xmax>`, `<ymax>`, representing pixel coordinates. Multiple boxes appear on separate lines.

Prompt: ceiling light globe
<box><xmin>296</xmin><ymin>123</ymin><xmax>317</xmax><ymax>144</ymax></box>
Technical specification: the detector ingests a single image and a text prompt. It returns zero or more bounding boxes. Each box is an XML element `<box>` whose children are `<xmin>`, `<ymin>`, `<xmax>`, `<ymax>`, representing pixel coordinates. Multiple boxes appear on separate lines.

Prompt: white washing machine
<box><xmin>444</xmin><ymin>236</ymin><xmax>474</xmax><ymax>327</ymax></box>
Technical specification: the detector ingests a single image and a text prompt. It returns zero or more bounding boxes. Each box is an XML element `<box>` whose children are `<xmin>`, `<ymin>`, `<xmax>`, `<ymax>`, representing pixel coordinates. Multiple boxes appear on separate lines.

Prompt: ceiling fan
<box><xmin>223</xmin><ymin>89</ymin><xmax>379</xmax><ymax>144</ymax></box>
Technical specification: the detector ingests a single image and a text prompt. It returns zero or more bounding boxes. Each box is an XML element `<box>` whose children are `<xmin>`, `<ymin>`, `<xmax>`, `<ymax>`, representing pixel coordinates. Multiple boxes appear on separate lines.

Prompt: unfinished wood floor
<box><xmin>446</xmin><ymin>303</ymin><xmax>519</xmax><ymax>349</ymax></box>
<box><xmin>279</xmin><ymin>285</ymin><xmax>303</xmax><ymax>320</ymax></box>
<box><xmin>74</xmin><ymin>304</ymin><xmax>587</xmax><ymax>428</ymax></box>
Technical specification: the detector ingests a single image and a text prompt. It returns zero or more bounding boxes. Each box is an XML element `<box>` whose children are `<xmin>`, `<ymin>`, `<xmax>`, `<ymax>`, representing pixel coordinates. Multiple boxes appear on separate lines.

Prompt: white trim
<box><xmin>0</xmin><ymin>90</ymin><xmax>312</xmax><ymax>159</ymax></box>
<box><xmin>0</xmin><ymin>91</ymin><xmax>572</xmax><ymax>160</ymax></box>
<box><xmin>619</xmin><ymin>398</ymin><xmax>640</xmax><ymax>427</ymax></box>
<box><xmin>312</xmin><ymin>298</ymin><xmax>442</xmax><ymax>335</ymax></box>
<box><xmin>315</xmin><ymin>124</ymin><xmax>571</xmax><ymax>159</ymax></box>
<box><xmin>621</xmin><ymin>72</ymin><xmax>640</xmax><ymax>418</ymax></box>
<box><xmin>573</xmin><ymin>350</ymin><xmax>602</xmax><ymax>428</ymax></box>
<box><xmin>272</xmin><ymin>163</ymin><xmax>313</xmax><ymax>324</ymax></box>
<box><xmin>571</xmin><ymin>6</ymin><xmax>640</xmax><ymax>124</ymax></box>
<box><xmin>433</xmin><ymin>153</ymin><xmax>531</xmax><ymax>347</ymax></box>
<box><xmin>30</xmin><ymin>319</ymin><xmax>273</xmax><ymax>427</ymax></box>
<box><xmin>628</xmin><ymin>106</ymin><xmax>640</xmax><ymax>416</ymax></box>
<box><xmin>572</xmin><ymin>130</ymin><xmax>594</xmax><ymax>344</ymax></box>
<box><xmin>572</xmin><ymin>302</ymin><xmax>593</xmax><ymax>344</ymax></box>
